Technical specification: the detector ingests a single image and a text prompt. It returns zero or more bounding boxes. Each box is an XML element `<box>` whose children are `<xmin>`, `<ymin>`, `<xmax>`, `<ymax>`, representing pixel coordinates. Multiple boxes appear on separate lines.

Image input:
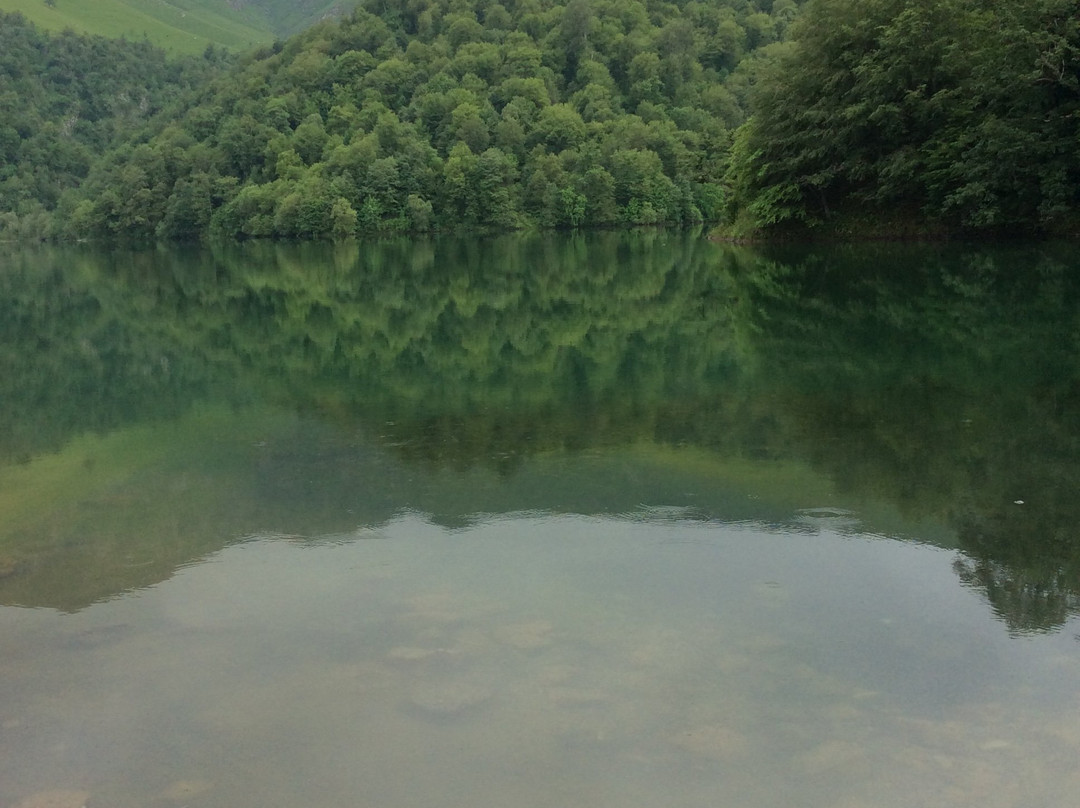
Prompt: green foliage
<box><xmin>724</xmin><ymin>0</ymin><xmax>1080</xmax><ymax>237</ymax></box>
<box><xmin>6</xmin><ymin>0</ymin><xmax>811</xmax><ymax>241</ymax></box>
<box><xmin>0</xmin><ymin>12</ymin><xmax>229</xmax><ymax>240</ymax></box>
<box><xmin>20</xmin><ymin>0</ymin><xmax>1080</xmax><ymax>241</ymax></box>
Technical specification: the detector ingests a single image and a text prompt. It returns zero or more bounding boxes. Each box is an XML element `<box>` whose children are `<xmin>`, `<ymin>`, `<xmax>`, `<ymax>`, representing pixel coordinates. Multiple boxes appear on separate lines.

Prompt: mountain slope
<box><xmin>0</xmin><ymin>11</ymin><xmax>229</xmax><ymax>237</ymax></box>
<box><xmin>243</xmin><ymin>0</ymin><xmax>350</xmax><ymax>36</ymax></box>
<box><xmin>52</xmin><ymin>0</ymin><xmax>802</xmax><ymax>240</ymax></box>
<box><xmin>0</xmin><ymin>0</ymin><xmax>273</xmax><ymax>53</ymax></box>
<box><xmin>1</xmin><ymin>0</ymin><xmax>808</xmax><ymax>241</ymax></box>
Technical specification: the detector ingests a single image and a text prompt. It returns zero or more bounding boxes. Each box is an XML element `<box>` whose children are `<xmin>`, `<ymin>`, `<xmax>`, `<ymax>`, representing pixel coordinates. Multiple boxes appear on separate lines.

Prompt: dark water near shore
<box><xmin>1</xmin><ymin>232</ymin><xmax>1079</xmax><ymax>808</ymax></box>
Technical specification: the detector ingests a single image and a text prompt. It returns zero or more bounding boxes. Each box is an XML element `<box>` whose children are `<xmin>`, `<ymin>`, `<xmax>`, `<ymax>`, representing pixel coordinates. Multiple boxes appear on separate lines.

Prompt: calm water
<box><xmin>1</xmin><ymin>233</ymin><xmax>1079</xmax><ymax>808</ymax></box>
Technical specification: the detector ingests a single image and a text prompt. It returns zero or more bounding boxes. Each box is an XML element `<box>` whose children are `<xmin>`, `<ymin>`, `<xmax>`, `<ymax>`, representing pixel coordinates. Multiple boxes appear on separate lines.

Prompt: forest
<box><xmin>1</xmin><ymin>0</ymin><xmax>1078</xmax><ymax>242</ymax></box>
<box><xmin>2</xmin><ymin>0</ymin><xmax>795</xmax><ymax>240</ymax></box>
<box><xmin>724</xmin><ymin>0</ymin><xmax>1080</xmax><ymax>238</ymax></box>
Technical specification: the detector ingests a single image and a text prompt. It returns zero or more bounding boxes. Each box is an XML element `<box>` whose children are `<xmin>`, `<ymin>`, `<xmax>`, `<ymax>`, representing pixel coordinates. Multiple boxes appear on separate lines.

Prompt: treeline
<box><xmin>723</xmin><ymin>0</ymin><xmax>1080</xmax><ymax>238</ymax></box>
<box><xmin>3</xmin><ymin>0</ymin><xmax>803</xmax><ymax>241</ymax></box>
<box><xmin>10</xmin><ymin>0</ymin><xmax>1074</xmax><ymax>243</ymax></box>
<box><xmin>0</xmin><ymin>12</ymin><xmax>231</xmax><ymax>241</ymax></box>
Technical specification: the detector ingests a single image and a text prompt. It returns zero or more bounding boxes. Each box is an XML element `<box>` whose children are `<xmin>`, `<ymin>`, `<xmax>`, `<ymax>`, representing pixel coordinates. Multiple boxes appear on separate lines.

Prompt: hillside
<box><xmin>245</xmin><ymin>0</ymin><xmax>351</xmax><ymax>36</ymax></box>
<box><xmin>4</xmin><ymin>0</ymin><xmax>1078</xmax><ymax>243</ymax></box>
<box><xmin>0</xmin><ymin>0</ymin><xmax>357</xmax><ymax>51</ymax></box>
<box><xmin>0</xmin><ymin>11</ymin><xmax>230</xmax><ymax>238</ymax></box>
<box><xmin>0</xmin><ymin>0</ymin><xmax>273</xmax><ymax>53</ymax></box>
<box><xmin>40</xmin><ymin>0</ymin><xmax>802</xmax><ymax>241</ymax></box>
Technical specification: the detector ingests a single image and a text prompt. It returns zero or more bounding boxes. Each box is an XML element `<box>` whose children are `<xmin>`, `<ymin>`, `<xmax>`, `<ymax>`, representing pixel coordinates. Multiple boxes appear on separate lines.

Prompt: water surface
<box><xmin>1</xmin><ymin>233</ymin><xmax>1078</xmax><ymax>808</ymax></box>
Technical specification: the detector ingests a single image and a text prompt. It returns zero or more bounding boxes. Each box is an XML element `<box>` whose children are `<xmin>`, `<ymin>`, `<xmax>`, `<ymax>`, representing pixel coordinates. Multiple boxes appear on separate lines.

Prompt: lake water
<box><xmin>1</xmin><ymin>233</ymin><xmax>1079</xmax><ymax>808</ymax></box>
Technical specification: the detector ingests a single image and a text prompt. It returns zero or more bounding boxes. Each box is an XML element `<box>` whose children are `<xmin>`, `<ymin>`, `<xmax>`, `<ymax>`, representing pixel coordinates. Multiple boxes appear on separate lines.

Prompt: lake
<box><xmin>1</xmin><ymin>232</ymin><xmax>1079</xmax><ymax>808</ymax></box>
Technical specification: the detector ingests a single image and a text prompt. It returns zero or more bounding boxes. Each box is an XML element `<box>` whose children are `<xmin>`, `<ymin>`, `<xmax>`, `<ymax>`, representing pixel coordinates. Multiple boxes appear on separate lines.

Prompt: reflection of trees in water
<box><xmin>0</xmin><ymin>248</ymin><xmax>225</xmax><ymax>464</ymax></box>
<box><xmin>215</xmin><ymin>231</ymin><xmax>748</xmax><ymax>469</ymax></box>
<box><xmin>739</xmin><ymin>243</ymin><xmax>1080</xmax><ymax>634</ymax></box>
<box><xmin>1</xmin><ymin>232</ymin><xmax>747</xmax><ymax>466</ymax></box>
<box><xmin>948</xmin><ymin>461</ymin><xmax>1080</xmax><ymax>635</ymax></box>
<box><xmin>953</xmin><ymin>556</ymin><xmax>1080</xmax><ymax>637</ymax></box>
<box><xmin>3</xmin><ymin>236</ymin><xmax>1080</xmax><ymax>632</ymax></box>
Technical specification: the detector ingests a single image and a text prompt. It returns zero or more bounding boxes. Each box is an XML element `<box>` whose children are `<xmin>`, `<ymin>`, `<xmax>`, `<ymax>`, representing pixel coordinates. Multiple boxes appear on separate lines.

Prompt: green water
<box><xmin>1</xmin><ymin>233</ymin><xmax>1079</xmax><ymax>808</ymax></box>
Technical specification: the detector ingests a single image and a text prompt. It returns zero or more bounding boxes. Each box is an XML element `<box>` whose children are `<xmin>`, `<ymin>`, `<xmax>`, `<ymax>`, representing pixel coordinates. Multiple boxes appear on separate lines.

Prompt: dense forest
<box><xmin>1</xmin><ymin>0</ymin><xmax>800</xmax><ymax>241</ymax></box>
<box><xmin>724</xmin><ymin>0</ymin><xmax>1080</xmax><ymax>238</ymax></box>
<box><xmin>2</xmin><ymin>0</ymin><xmax>1079</xmax><ymax>242</ymax></box>
<box><xmin>0</xmin><ymin>11</ymin><xmax>231</xmax><ymax>239</ymax></box>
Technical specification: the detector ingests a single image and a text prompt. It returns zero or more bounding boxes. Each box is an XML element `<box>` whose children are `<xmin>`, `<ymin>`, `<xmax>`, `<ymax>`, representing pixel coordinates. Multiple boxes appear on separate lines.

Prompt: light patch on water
<box><xmin>794</xmin><ymin>506</ymin><xmax>863</xmax><ymax>534</ymax></box>
<box><xmin>1</xmin><ymin>512</ymin><xmax>1078</xmax><ymax>808</ymax></box>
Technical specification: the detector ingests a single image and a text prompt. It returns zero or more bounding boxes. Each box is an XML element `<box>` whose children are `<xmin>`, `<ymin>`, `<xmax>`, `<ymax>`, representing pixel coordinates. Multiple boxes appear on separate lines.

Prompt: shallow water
<box><xmin>1</xmin><ymin>234</ymin><xmax>1079</xmax><ymax>807</ymax></box>
<box><xmin>3</xmin><ymin>508</ymin><xmax>1079</xmax><ymax>808</ymax></box>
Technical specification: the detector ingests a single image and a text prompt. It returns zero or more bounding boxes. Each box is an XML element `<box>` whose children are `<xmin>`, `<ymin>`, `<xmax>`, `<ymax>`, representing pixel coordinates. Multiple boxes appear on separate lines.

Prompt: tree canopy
<box><xmin>723</xmin><ymin>0</ymin><xmax>1080</xmax><ymax>237</ymax></box>
<box><xmin>2</xmin><ymin>0</ymin><xmax>805</xmax><ymax>241</ymax></box>
<box><xmin>5</xmin><ymin>0</ymin><xmax>1079</xmax><ymax>241</ymax></box>
<box><xmin>0</xmin><ymin>11</ymin><xmax>230</xmax><ymax>240</ymax></box>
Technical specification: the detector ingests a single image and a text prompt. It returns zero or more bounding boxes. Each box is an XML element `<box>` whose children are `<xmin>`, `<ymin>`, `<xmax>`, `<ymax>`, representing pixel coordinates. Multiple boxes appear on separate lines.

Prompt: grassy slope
<box><xmin>0</xmin><ymin>0</ymin><xmax>273</xmax><ymax>53</ymax></box>
<box><xmin>244</xmin><ymin>0</ymin><xmax>348</xmax><ymax>36</ymax></box>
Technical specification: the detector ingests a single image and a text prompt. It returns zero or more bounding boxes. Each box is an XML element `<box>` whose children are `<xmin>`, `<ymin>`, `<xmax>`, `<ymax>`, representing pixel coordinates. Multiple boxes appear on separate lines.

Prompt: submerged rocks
<box><xmin>493</xmin><ymin>619</ymin><xmax>553</xmax><ymax>650</ymax></box>
<box><xmin>0</xmin><ymin>555</ymin><xmax>20</xmax><ymax>579</ymax></box>
<box><xmin>671</xmin><ymin>725</ymin><xmax>749</xmax><ymax>761</ymax></box>
<box><xmin>407</xmin><ymin>680</ymin><xmax>493</xmax><ymax>717</ymax></box>
<box><xmin>157</xmin><ymin>779</ymin><xmax>214</xmax><ymax>802</ymax></box>
<box><xmin>13</xmin><ymin>791</ymin><xmax>90</xmax><ymax>808</ymax></box>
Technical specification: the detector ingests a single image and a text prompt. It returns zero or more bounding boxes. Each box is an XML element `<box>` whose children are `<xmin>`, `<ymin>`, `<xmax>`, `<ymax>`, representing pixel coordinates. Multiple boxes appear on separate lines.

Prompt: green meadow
<box><xmin>0</xmin><ymin>0</ymin><xmax>272</xmax><ymax>53</ymax></box>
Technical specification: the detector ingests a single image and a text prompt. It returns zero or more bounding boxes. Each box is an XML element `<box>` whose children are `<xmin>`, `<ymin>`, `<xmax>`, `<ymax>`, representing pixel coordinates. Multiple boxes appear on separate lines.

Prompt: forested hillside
<box><xmin>5</xmin><ymin>0</ymin><xmax>1076</xmax><ymax>243</ymax></box>
<box><xmin>39</xmin><ymin>0</ymin><xmax>802</xmax><ymax>240</ymax></box>
<box><xmin>0</xmin><ymin>13</ymin><xmax>231</xmax><ymax>240</ymax></box>
<box><xmin>723</xmin><ymin>0</ymin><xmax>1080</xmax><ymax>238</ymax></box>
